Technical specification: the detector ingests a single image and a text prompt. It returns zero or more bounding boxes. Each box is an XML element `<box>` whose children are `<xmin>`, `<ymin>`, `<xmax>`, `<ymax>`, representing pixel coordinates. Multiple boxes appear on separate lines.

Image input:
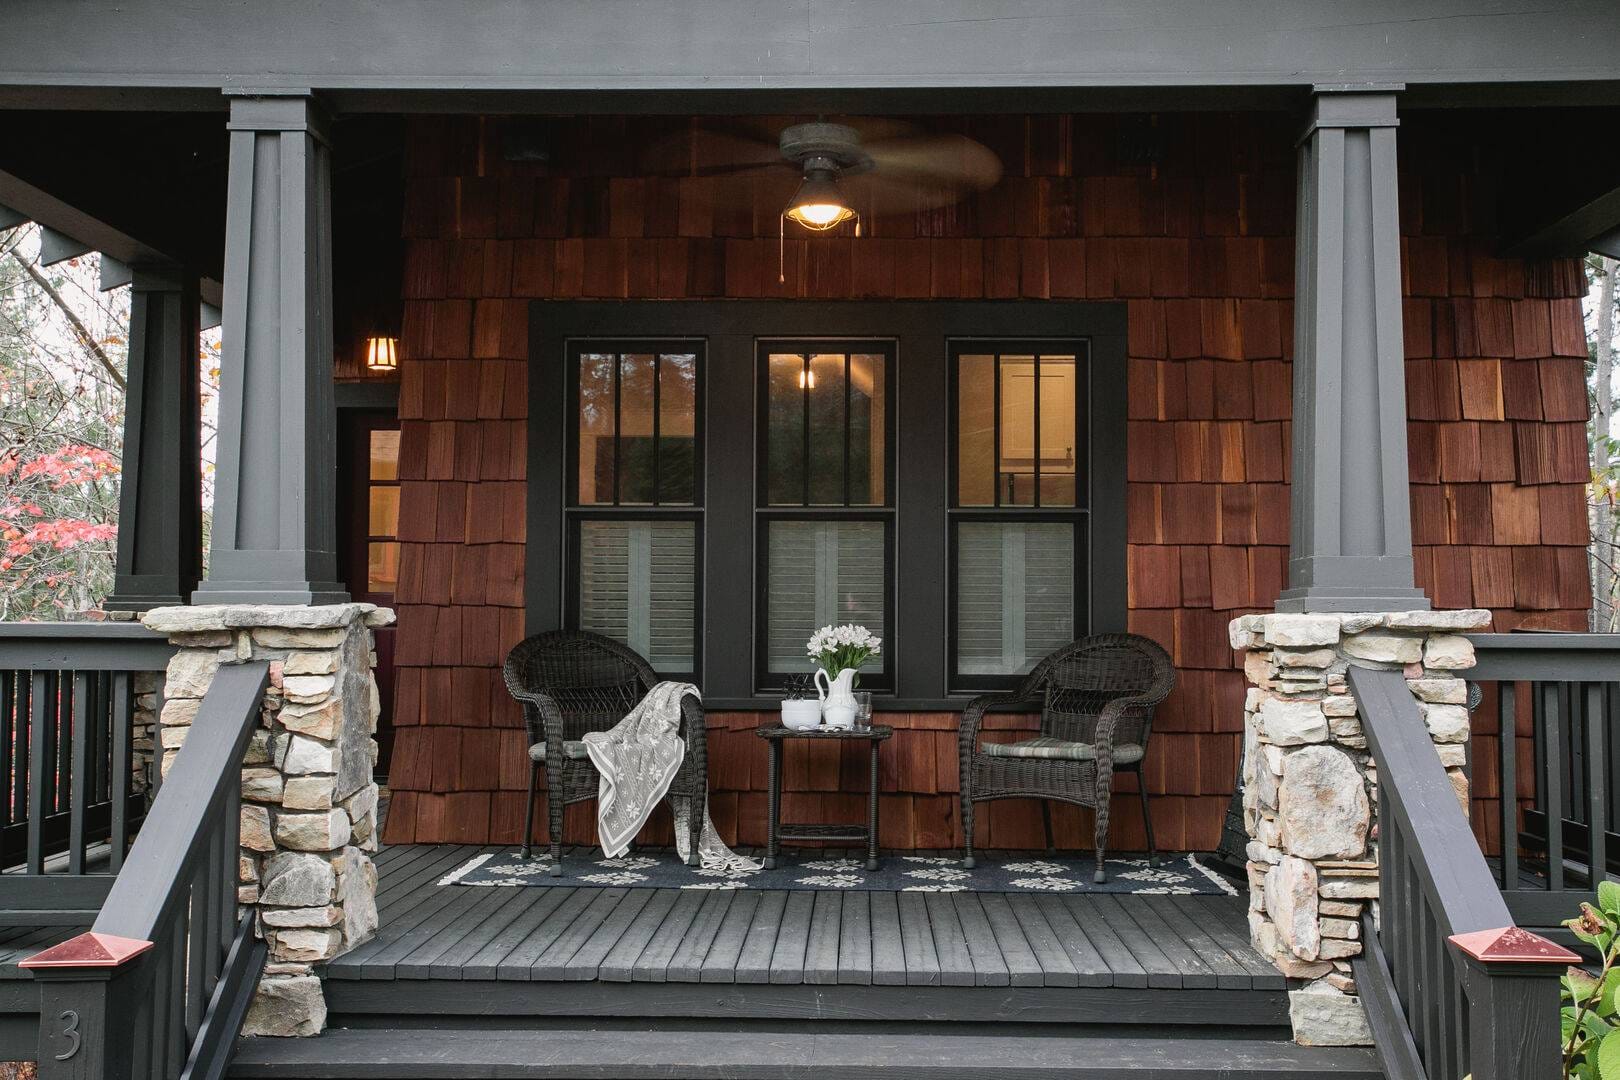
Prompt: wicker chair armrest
<box><xmin>507</xmin><ymin>687</ymin><xmax>566</xmax><ymax>750</ymax></box>
<box><xmin>960</xmin><ymin>691</ymin><xmax>1039</xmax><ymax>754</ymax></box>
<box><xmin>680</xmin><ymin>689</ymin><xmax>712</xmax><ymax>764</ymax></box>
<box><xmin>1090</xmin><ymin>692</ymin><xmax>1159</xmax><ymax>750</ymax></box>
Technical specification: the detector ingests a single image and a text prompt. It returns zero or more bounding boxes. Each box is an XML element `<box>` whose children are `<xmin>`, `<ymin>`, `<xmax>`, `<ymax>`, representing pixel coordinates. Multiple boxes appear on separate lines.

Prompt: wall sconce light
<box><xmin>365</xmin><ymin>335</ymin><xmax>399</xmax><ymax>372</ymax></box>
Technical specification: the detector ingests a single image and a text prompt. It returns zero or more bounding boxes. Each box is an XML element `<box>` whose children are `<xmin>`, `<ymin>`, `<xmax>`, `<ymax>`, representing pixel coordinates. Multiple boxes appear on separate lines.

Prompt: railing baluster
<box><xmin>13</xmin><ymin>671</ymin><xmax>30</xmax><ymax>870</ymax></box>
<box><xmin>1588</xmin><ymin>682</ymin><xmax>1608</xmax><ymax>888</ymax></box>
<box><xmin>0</xmin><ymin>670</ymin><xmax>12</xmax><ymax>869</ymax></box>
<box><xmin>168</xmin><ymin>905</ymin><xmax>186</xmax><ymax>1078</ymax></box>
<box><xmin>188</xmin><ymin>871</ymin><xmax>209</xmax><ymax>1041</ymax></box>
<box><xmin>110</xmin><ymin>672</ymin><xmax>132</xmax><ymax>872</ymax></box>
<box><xmin>1498</xmin><ymin>687</ymin><xmax>1517</xmax><ymax>891</ymax></box>
<box><xmin>27</xmin><ymin>671</ymin><xmax>50</xmax><ymax>874</ymax></box>
<box><xmin>68</xmin><ymin>672</ymin><xmax>91</xmax><ymax>875</ymax></box>
<box><xmin>1540</xmin><ymin>682</ymin><xmax>1564</xmax><ymax>891</ymax></box>
<box><xmin>54</xmin><ymin>671</ymin><xmax>71</xmax><ymax>818</ymax></box>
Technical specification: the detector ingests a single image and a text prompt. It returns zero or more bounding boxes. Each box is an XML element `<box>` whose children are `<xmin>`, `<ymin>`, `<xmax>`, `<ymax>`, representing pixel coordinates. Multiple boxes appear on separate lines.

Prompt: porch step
<box><xmin>228</xmin><ymin>1026</ymin><xmax>1383</xmax><ymax>1078</ymax></box>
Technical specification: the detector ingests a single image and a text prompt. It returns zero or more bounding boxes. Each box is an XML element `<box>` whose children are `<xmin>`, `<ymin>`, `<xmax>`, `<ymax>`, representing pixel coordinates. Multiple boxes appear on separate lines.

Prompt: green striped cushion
<box><xmin>981</xmin><ymin>736</ymin><xmax>1144</xmax><ymax>764</ymax></box>
<box><xmin>529</xmin><ymin>740</ymin><xmax>592</xmax><ymax>762</ymax></box>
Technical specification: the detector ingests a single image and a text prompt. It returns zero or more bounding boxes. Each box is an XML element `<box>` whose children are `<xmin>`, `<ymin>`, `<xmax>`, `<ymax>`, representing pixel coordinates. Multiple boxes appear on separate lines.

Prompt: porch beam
<box><xmin>1276</xmin><ymin>86</ymin><xmax>1430</xmax><ymax>614</ymax></box>
<box><xmin>105</xmin><ymin>265</ymin><xmax>203</xmax><ymax>611</ymax></box>
<box><xmin>194</xmin><ymin>92</ymin><xmax>347</xmax><ymax>605</ymax></box>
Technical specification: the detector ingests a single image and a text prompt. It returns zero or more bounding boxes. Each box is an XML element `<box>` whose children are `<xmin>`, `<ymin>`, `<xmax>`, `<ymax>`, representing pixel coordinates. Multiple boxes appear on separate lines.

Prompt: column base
<box><xmin>1274</xmin><ymin>587</ymin><xmax>1431</xmax><ymax>613</ymax></box>
<box><xmin>191</xmin><ymin>581</ymin><xmax>351</xmax><ymax>606</ymax></box>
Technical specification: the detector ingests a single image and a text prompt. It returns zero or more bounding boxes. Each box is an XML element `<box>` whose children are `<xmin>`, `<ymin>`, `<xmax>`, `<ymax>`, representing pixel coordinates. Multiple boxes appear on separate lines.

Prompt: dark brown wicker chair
<box><xmin>958</xmin><ymin>634</ymin><xmax>1175</xmax><ymax>882</ymax></box>
<box><xmin>502</xmin><ymin>630</ymin><xmax>706</xmax><ymax>876</ymax></box>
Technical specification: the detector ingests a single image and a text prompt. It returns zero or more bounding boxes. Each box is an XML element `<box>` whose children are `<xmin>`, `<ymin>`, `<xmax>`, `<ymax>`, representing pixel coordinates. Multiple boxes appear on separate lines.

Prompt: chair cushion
<box><xmin>981</xmin><ymin>736</ymin><xmax>1144</xmax><ymax>764</ymax></box>
<box><xmin>529</xmin><ymin>740</ymin><xmax>592</xmax><ymax>762</ymax></box>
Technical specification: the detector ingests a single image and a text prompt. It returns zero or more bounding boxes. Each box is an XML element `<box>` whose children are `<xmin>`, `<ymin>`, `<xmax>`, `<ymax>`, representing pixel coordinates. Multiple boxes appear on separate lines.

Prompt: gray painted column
<box><xmin>1276</xmin><ymin>87</ymin><xmax>1429</xmax><ymax>613</ymax></box>
<box><xmin>105</xmin><ymin>266</ymin><xmax>202</xmax><ymax>611</ymax></box>
<box><xmin>195</xmin><ymin>93</ymin><xmax>347</xmax><ymax>605</ymax></box>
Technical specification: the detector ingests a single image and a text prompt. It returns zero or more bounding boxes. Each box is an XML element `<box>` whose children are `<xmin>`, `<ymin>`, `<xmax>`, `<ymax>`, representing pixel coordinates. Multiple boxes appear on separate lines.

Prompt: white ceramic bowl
<box><xmin>781</xmin><ymin>699</ymin><xmax>822</xmax><ymax>731</ymax></box>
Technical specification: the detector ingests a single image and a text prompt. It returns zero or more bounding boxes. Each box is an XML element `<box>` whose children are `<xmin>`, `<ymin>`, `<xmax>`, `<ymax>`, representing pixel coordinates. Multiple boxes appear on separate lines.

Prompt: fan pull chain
<box><xmin>779</xmin><ymin>212</ymin><xmax>786</xmax><ymax>285</ymax></box>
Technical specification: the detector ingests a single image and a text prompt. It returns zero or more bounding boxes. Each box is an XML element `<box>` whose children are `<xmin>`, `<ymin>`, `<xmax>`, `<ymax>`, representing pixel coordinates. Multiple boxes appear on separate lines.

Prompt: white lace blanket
<box><xmin>581</xmin><ymin>681</ymin><xmax>759</xmax><ymax>872</ymax></box>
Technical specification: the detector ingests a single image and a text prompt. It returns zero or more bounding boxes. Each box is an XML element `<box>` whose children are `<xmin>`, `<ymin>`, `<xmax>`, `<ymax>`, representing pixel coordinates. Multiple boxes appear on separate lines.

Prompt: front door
<box><xmin>339</xmin><ymin>409</ymin><xmax>400</xmax><ymax>780</ymax></box>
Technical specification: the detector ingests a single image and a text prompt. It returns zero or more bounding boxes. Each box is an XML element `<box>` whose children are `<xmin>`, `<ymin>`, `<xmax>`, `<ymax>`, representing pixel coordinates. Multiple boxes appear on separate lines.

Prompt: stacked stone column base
<box><xmin>1230</xmin><ymin>609</ymin><xmax>1489</xmax><ymax>1047</ymax></box>
<box><xmin>142</xmin><ymin>603</ymin><xmax>394</xmax><ymax>1037</ymax></box>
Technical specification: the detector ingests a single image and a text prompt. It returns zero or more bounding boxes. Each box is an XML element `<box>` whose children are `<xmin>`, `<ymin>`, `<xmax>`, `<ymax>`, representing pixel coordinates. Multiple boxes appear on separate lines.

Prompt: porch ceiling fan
<box><xmin>643</xmin><ymin>118</ymin><xmax>1004</xmax><ymax>230</ymax></box>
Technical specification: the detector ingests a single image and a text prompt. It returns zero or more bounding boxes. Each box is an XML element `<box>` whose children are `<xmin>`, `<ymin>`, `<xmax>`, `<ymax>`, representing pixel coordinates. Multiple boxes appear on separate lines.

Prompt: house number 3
<box><xmin>54</xmin><ymin>1009</ymin><xmax>80</xmax><ymax>1060</ymax></box>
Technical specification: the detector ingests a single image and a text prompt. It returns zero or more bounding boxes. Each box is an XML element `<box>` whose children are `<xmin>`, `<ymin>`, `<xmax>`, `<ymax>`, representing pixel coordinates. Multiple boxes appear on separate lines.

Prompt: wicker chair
<box><xmin>958</xmin><ymin>634</ymin><xmax>1175</xmax><ymax>882</ymax></box>
<box><xmin>502</xmin><ymin>630</ymin><xmax>706</xmax><ymax>876</ymax></box>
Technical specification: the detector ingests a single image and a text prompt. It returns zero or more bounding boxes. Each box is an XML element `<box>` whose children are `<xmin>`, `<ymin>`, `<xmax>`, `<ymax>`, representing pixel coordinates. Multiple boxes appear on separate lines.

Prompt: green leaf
<box><xmin>1597</xmin><ymin>1029</ymin><xmax>1620</xmax><ymax>1078</ymax></box>
<box><xmin>1599</xmin><ymin>880</ymin><xmax>1620</xmax><ymax>915</ymax></box>
<box><xmin>1601</xmin><ymin>969</ymin><xmax>1620</xmax><ymax>1017</ymax></box>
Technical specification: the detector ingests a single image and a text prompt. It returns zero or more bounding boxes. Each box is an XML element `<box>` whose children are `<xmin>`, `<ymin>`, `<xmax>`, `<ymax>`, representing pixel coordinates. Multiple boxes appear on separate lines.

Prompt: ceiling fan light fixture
<box><xmin>784</xmin><ymin>166</ymin><xmax>856</xmax><ymax>231</ymax></box>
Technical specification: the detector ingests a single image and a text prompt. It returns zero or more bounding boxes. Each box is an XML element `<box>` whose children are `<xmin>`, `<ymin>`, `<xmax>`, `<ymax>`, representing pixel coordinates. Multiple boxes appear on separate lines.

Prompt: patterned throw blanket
<box><xmin>581</xmin><ymin>681</ymin><xmax>759</xmax><ymax>872</ymax></box>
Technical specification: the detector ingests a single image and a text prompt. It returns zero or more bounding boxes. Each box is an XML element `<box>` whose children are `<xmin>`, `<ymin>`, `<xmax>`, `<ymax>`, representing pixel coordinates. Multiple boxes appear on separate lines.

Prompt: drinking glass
<box><xmin>853</xmin><ymin>691</ymin><xmax>873</xmax><ymax>730</ymax></box>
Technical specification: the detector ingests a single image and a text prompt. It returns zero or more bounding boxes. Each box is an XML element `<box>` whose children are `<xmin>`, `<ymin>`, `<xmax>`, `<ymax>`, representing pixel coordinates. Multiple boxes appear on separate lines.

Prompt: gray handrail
<box><xmin>0</xmin><ymin>622</ymin><xmax>176</xmax><ymax>671</ymax></box>
<box><xmin>22</xmin><ymin>661</ymin><xmax>269</xmax><ymax>1080</ymax></box>
<box><xmin>1468</xmin><ymin>633</ymin><xmax>1620</xmax><ymax>682</ymax></box>
<box><xmin>1349</xmin><ymin>666</ymin><xmax>1573</xmax><ymax>1080</ymax></box>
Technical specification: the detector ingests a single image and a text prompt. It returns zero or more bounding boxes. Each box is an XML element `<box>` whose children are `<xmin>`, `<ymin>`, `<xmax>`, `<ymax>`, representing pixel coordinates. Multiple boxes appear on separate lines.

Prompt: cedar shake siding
<box><xmin>377</xmin><ymin>113</ymin><xmax>1590</xmax><ymax>851</ymax></box>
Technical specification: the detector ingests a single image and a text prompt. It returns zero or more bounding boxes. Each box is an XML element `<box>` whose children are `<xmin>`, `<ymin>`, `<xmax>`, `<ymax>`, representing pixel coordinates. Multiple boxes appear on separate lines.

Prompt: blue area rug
<box><xmin>441</xmin><ymin>850</ymin><xmax>1239</xmax><ymax>895</ymax></box>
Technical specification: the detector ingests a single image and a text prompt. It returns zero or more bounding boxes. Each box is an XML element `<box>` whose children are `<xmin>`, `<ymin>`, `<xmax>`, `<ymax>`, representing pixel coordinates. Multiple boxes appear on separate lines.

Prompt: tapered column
<box><xmin>105</xmin><ymin>266</ymin><xmax>201</xmax><ymax>611</ymax></box>
<box><xmin>1276</xmin><ymin>87</ymin><xmax>1429</xmax><ymax>613</ymax></box>
<box><xmin>196</xmin><ymin>93</ymin><xmax>347</xmax><ymax>604</ymax></box>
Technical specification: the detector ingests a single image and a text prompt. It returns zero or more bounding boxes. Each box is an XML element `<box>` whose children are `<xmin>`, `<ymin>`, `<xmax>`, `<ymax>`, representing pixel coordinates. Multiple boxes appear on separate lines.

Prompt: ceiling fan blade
<box><xmin>638</xmin><ymin>125</ymin><xmax>785</xmax><ymax>177</ymax></box>
<box><xmin>863</xmin><ymin>134</ymin><xmax>1004</xmax><ymax>192</ymax></box>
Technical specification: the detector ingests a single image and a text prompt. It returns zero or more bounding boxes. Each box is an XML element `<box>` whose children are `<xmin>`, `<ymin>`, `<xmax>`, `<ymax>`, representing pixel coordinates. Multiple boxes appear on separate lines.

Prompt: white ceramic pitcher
<box><xmin>815</xmin><ymin>667</ymin><xmax>858</xmax><ymax>729</ymax></box>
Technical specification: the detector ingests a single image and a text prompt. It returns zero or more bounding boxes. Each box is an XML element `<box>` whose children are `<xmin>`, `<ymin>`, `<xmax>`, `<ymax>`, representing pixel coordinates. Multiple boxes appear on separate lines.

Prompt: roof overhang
<box><xmin>0</xmin><ymin>0</ymin><xmax>1616</xmax><ymax>113</ymax></box>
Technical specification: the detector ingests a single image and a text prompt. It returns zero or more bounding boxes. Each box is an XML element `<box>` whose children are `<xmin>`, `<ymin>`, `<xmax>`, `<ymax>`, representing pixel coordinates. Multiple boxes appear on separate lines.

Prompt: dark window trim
<box><xmin>946</xmin><ymin>339</ymin><xmax>1092</xmax><ymax>691</ymax></box>
<box><xmin>754</xmin><ymin>510</ymin><xmax>897</xmax><ymax>694</ymax></box>
<box><xmin>565</xmin><ymin>509</ymin><xmax>705</xmax><ymax>683</ymax></box>
<box><xmin>529</xmin><ymin>300</ymin><xmax>1128</xmax><ymax>710</ymax></box>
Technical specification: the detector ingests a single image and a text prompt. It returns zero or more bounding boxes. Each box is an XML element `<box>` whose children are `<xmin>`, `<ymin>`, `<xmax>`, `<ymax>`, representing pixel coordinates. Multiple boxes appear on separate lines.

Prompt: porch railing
<box><xmin>22</xmin><ymin>661</ymin><xmax>269</xmax><ymax>1080</ymax></box>
<box><xmin>1348</xmin><ymin>665</ymin><xmax>1574</xmax><ymax>1080</ymax></box>
<box><xmin>0</xmin><ymin>623</ymin><xmax>175</xmax><ymax>925</ymax></box>
<box><xmin>1466</xmin><ymin>633</ymin><xmax>1620</xmax><ymax>931</ymax></box>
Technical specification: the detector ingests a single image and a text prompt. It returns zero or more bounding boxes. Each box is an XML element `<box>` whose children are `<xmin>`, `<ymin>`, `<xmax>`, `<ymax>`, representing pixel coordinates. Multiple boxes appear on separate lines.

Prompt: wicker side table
<box><xmin>755</xmin><ymin>724</ymin><xmax>894</xmax><ymax>871</ymax></box>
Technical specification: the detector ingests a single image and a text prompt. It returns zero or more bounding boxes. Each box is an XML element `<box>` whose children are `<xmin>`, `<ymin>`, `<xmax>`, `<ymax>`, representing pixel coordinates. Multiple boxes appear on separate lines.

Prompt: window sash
<box><xmin>757</xmin><ymin>340</ymin><xmax>895</xmax><ymax>509</ymax></box>
<box><xmin>569</xmin><ymin>514</ymin><xmax>702</xmax><ymax>678</ymax></box>
<box><xmin>949</xmin><ymin>340</ymin><xmax>1088</xmax><ymax>511</ymax></box>
<box><xmin>949</xmin><ymin>515</ymin><xmax>1086</xmax><ymax>691</ymax></box>
<box><xmin>755</xmin><ymin>514</ymin><xmax>894</xmax><ymax>692</ymax></box>
<box><xmin>569</xmin><ymin>341</ymin><xmax>703</xmax><ymax>508</ymax></box>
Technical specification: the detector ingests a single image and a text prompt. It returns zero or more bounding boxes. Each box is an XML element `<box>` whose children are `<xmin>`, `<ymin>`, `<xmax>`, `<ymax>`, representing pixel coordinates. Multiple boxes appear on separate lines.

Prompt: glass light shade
<box><xmin>785</xmin><ymin>173</ymin><xmax>856</xmax><ymax>231</ymax></box>
<box><xmin>365</xmin><ymin>336</ymin><xmax>399</xmax><ymax>371</ymax></box>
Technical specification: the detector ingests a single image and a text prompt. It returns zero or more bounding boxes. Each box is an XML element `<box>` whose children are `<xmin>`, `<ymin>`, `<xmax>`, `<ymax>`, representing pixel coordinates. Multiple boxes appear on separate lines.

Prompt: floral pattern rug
<box><xmin>440</xmin><ymin>850</ymin><xmax>1238</xmax><ymax>895</ymax></box>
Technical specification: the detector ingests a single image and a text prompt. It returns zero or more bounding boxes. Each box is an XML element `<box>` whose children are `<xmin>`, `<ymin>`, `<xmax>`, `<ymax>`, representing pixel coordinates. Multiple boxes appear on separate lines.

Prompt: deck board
<box><xmin>323</xmin><ymin>845</ymin><xmax>1270</xmax><ymax>993</ymax></box>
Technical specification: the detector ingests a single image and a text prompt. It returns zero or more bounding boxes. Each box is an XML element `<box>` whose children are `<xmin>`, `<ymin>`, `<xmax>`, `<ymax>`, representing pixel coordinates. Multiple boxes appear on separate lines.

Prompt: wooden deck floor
<box><xmin>326</xmin><ymin>844</ymin><xmax>1281</xmax><ymax>991</ymax></box>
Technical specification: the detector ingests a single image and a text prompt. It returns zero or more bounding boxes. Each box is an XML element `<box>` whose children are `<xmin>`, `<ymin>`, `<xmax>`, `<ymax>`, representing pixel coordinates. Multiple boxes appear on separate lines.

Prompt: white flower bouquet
<box><xmin>806</xmin><ymin>623</ymin><xmax>882</xmax><ymax>677</ymax></box>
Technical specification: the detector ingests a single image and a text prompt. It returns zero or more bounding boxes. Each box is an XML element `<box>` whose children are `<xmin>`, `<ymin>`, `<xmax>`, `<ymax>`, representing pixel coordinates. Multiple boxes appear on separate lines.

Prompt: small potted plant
<box><xmin>807</xmin><ymin>624</ymin><xmax>881</xmax><ymax>730</ymax></box>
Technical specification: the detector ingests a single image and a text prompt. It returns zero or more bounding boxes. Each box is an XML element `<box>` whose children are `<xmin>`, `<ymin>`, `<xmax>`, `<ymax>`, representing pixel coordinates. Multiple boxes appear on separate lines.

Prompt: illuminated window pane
<box><xmin>957</xmin><ymin>354</ymin><xmax>995</xmax><ymax>506</ymax></box>
<box><xmin>367</xmin><ymin>542</ymin><xmax>399</xmax><ymax>594</ymax></box>
<box><xmin>1038</xmin><ymin>355</ymin><xmax>1078</xmax><ymax>507</ymax></box>
<box><xmin>998</xmin><ymin>355</ymin><xmax>1036</xmax><ymax>506</ymax></box>
<box><xmin>368</xmin><ymin>488</ymin><xmax>400</xmax><ymax>537</ymax></box>
<box><xmin>369</xmin><ymin>430</ymin><xmax>400</xmax><ymax>481</ymax></box>
<box><xmin>849</xmin><ymin>353</ymin><xmax>885</xmax><ymax>505</ymax></box>
<box><xmin>577</xmin><ymin>352</ymin><xmax>616</xmax><ymax>505</ymax></box>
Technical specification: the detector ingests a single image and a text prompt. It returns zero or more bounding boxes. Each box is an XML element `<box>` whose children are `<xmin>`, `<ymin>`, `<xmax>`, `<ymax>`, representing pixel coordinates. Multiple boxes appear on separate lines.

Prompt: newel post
<box><xmin>20</xmin><ymin>932</ymin><xmax>153</xmax><ymax>1080</ymax></box>
<box><xmin>1449</xmin><ymin>927</ymin><xmax>1578</xmax><ymax>1080</ymax></box>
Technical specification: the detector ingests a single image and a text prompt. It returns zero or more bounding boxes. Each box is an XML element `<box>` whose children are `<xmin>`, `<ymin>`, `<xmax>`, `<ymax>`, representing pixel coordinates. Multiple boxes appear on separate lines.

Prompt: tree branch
<box><xmin>0</xmin><ymin>238</ymin><xmax>126</xmax><ymax>393</ymax></box>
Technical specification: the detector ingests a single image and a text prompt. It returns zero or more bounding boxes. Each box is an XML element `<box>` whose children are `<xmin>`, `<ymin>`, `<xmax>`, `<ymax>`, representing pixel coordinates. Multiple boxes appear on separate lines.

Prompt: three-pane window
<box><xmin>950</xmin><ymin>342</ymin><xmax>1088</xmax><ymax>689</ymax></box>
<box><xmin>757</xmin><ymin>342</ymin><xmax>895</xmax><ymax>690</ymax></box>
<box><xmin>568</xmin><ymin>343</ymin><xmax>703</xmax><ymax>678</ymax></box>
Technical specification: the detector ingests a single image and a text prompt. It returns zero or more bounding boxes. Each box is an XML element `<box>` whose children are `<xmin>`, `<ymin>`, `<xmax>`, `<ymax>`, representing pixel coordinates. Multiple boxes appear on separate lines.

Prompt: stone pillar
<box><xmin>1277</xmin><ymin>87</ymin><xmax>1429</xmax><ymax>613</ymax></box>
<box><xmin>195</xmin><ymin>92</ymin><xmax>347</xmax><ymax>605</ymax></box>
<box><xmin>1231</xmin><ymin>608</ymin><xmax>1489</xmax><ymax>1046</ymax></box>
<box><xmin>105</xmin><ymin>266</ymin><xmax>202</xmax><ymax>611</ymax></box>
<box><xmin>141</xmin><ymin>603</ymin><xmax>392</xmax><ymax>1037</ymax></box>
